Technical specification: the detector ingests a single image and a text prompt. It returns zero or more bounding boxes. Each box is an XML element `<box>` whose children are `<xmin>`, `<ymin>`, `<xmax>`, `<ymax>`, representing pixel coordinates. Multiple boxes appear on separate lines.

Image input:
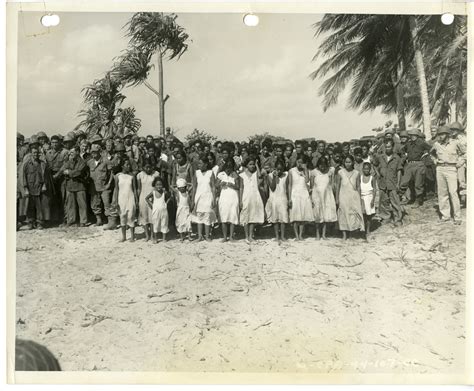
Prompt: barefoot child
<box><xmin>360</xmin><ymin>162</ymin><xmax>376</xmax><ymax>240</ymax></box>
<box><xmin>146</xmin><ymin>176</ymin><xmax>169</xmax><ymax>243</ymax></box>
<box><xmin>114</xmin><ymin>159</ymin><xmax>138</xmax><ymax>242</ymax></box>
<box><xmin>173</xmin><ymin>178</ymin><xmax>192</xmax><ymax>241</ymax></box>
<box><xmin>310</xmin><ymin>157</ymin><xmax>337</xmax><ymax>240</ymax></box>
<box><xmin>137</xmin><ymin>161</ymin><xmax>160</xmax><ymax>241</ymax></box>
<box><xmin>265</xmin><ymin>158</ymin><xmax>289</xmax><ymax>243</ymax></box>
<box><xmin>239</xmin><ymin>156</ymin><xmax>265</xmax><ymax>243</ymax></box>
<box><xmin>191</xmin><ymin>156</ymin><xmax>217</xmax><ymax>241</ymax></box>
<box><xmin>216</xmin><ymin>160</ymin><xmax>240</xmax><ymax>242</ymax></box>
<box><xmin>288</xmin><ymin>154</ymin><xmax>313</xmax><ymax>241</ymax></box>
<box><xmin>335</xmin><ymin>155</ymin><xmax>365</xmax><ymax>240</ymax></box>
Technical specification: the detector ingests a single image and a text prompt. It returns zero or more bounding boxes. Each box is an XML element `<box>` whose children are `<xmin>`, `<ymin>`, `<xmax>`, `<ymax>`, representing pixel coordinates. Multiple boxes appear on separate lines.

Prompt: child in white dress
<box><xmin>239</xmin><ymin>156</ymin><xmax>265</xmax><ymax>243</ymax></box>
<box><xmin>288</xmin><ymin>154</ymin><xmax>314</xmax><ymax>240</ymax></box>
<box><xmin>216</xmin><ymin>160</ymin><xmax>240</xmax><ymax>242</ymax></box>
<box><xmin>146</xmin><ymin>176</ymin><xmax>169</xmax><ymax>243</ymax></box>
<box><xmin>265</xmin><ymin>159</ymin><xmax>289</xmax><ymax>243</ymax></box>
<box><xmin>114</xmin><ymin>159</ymin><xmax>138</xmax><ymax>242</ymax></box>
<box><xmin>137</xmin><ymin>161</ymin><xmax>160</xmax><ymax>241</ymax></box>
<box><xmin>310</xmin><ymin>156</ymin><xmax>337</xmax><ymax>240</ymax></box>
<box><xmin>360</xmin><ymin>162</ymin><xmax>376</xmax><ymax>241</ymax></box>
<box><xmin>172</xmin><ymin>178</ymin><xmax>192</xmax><ymax>241</ymax></box>
<box><xmin>191</xmin><ymin>156</ymin><xmax>217</xmax><ymax>241</ymax></box>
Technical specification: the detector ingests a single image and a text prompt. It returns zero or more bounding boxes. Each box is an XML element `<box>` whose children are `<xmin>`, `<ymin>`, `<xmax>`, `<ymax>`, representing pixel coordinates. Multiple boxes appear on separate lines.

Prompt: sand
<box><xmin>15</xmin><ymin>198</ymin><xmax>466</xmax><ymax>373</ymax></box>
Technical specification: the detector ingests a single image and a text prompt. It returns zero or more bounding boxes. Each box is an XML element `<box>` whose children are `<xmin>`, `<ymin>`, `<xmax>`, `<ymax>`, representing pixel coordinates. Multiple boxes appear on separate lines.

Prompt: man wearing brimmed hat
<box><xmin>430</xmin><ymin>125</ymin><xmax>465</xmax><ymax>224</ymax></box>
<box><xmin>53</xmin><ymin>146</ymin><xmax>88</xmax><ymax>227</ymax></box>
<box><xmin>399</xmin><ymin>128</ymin><xmax>432</xmax><ymax>205</ymax></box>
<box><xmin>87</xmin><ymin>144</ymin><xmax>114</xmax><ymax>226</ymax></box>
<box><xmin>448</xmin><ymin>121</ymin><xmax>467</xmax><ymax>202</ymax></box>
<box><xmin>46</xmin><ymin>135</ymin><xmax>69</xmax><ymax>224</ymax></box>
<box><xmin>21</xmin><ymin>143</ymin><xmax>54</xmax><ymax>230</ymax></box>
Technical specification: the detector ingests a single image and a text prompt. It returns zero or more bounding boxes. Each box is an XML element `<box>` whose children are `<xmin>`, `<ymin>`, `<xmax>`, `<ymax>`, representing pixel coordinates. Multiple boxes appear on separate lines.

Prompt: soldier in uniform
<box><xmin>399</xmin><ymin>128</ymin><xmax>431</xmax><ymax>206</ymax></box>
<box><xmin>430</xmin><ymin>125</ymin><xmax>465</xmax><ymax>224</ymax></box>
<box><xmin>87</xmin><ymin>144</ymin><xmax>114</xmax><ymax>226</ymax></box>
<box><xmin>45</xmin><ymin>135</ymin><xmax>69</xmax><ymax>224</ymax></box>
<box><xmin>449</xmin><ymin>122</ymin><xmax>467</xmax><ymax>205</ymax></box>
<box><xmin>54</xmin><ymin>147</ymin><xmax>88</xmax><ymax>227</ymax></box>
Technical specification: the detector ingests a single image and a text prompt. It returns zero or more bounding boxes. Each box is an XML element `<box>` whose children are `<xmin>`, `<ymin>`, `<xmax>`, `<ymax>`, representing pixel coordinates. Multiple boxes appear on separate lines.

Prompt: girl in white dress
<box><xmin>145</xmin><ymin>176</ymin><xmax>169</xmax><ymax>243</ymax></box>
<box><xmin>310</xmin><ymin>156</ymin><xmax>337</xmax><ymax>240</ymax></box>
<box><xmin>265</xmin><ymin>158</ymin><xmax>289</xmax><ymax>243</ymax></box>
<box><xmin>288</xmin><ymin>154</ymin><xmax>314</xmax><ymax>240</ymax></box>
<box><xmin>191</xmin><ymin>156</ymin><xmax>217</xmax><ymax>241</ymax></box>
<box><xmin>360</xmin><ymin>162</ymin><xmax>376</xmax><ymax>241</ymax></box>
<box><xmin>113</xmin><ymin>159</ymin><xmax>138</xmax><ymax>242</ymax></box>
<box><xmin>137</xmin><ymin>161</ymin><xmax>160</xmax><ymax>241</ymax></box>
<box><xmin>239</xmin><ymin>156</ymin><xmax>265</xmax><ymax>243</ymax></box>
<box><xmin>172</xmin><ymin>178</ymin><xmax>192</xmax><ymax>241</ymax></box>
<box><xmin>216</xmin><ymin>160</ymin><xmax>240</xmax><ymax>242</ymax></box>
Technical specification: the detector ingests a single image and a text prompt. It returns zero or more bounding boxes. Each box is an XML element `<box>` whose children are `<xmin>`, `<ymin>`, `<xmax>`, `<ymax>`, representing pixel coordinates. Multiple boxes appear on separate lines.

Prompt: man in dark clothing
<box><xmin>55</xmin><ymin>147</ymin><xmax>88</xmax><ymax>226</ymax></box>
<box><xmin>399</xmin><ymin>128</ymin><xmax>432</xmax><ymax>205</ymax></box>
<box><xmin>87</xmin><ymin>144</ymin><xmax>114</xmax><ymax>226</ymax></box>
<box><xmin>46</xmin><ymin>135</ymin><xmax>69</xmax><ymax>223</ymax></box>
<box><xmin>22</xmin><ymin>145</ymin><xmax>53</xmax><ymax>229</ymax></box>
<box><xmin>372</xmin><ymin>139</ymin><xmax>403</xmax><ymax>225</ymax></box>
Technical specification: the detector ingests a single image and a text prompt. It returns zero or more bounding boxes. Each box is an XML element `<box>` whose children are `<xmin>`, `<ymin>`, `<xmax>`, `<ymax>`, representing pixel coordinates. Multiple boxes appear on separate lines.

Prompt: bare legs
<box><xmin>293</xmin><ymin>222</ymin><xmax>305</xmax><ymax>240</ymax></box>
<box><xmin>221</xmin><ymin>223</ymin><xmax>236</xmax><ymax>242</ymax></box>
<box><xmin>315</xmin><ymin>223</ymin><xmax>328</xmax><ymax>240</ymax></box>
<box><xmin>272</xmin><ymin>223</ymin><xmax>287</xmax><ymax>243</ymax></box>
<box><xmin>120</xmin><ymin>225</ymin><xmax>135</xmax><ymax>242</ymax></box>
<box><xmin>197</xmin><ymin>224</ymin><xmax>211</xmax><ymax>241</ymax></box>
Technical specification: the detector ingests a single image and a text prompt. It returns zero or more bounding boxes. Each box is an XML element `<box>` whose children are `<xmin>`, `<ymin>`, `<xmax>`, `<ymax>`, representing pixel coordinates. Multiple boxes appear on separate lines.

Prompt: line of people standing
<box><xmin>16</xmin><ymin>122</ymin><xmax>466</xmax><ymax>243</ymax></box>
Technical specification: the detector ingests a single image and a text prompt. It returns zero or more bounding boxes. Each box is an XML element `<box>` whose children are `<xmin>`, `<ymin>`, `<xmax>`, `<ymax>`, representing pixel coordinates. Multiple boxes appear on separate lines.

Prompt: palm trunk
<box><xmin>395</xmin><ymin>65</ymin><xmax>406</xmax><ymax>130</ymax></box>
<box><xmin>157</xmin><ymin>49</ymin><xmax>165</xmax><ymax>136</ymax></box>
<box><xmin>409</xmin><ymin>16</ymin><xmax>431</xmax><ymax>139</ymax></box>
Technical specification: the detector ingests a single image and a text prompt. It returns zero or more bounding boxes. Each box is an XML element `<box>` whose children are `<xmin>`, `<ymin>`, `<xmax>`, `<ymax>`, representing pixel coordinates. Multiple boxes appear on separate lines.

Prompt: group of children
<box><xmin>17</xmin><ymin>122</ymin><xmax>466</xmax><ymax>244</ymax></box>
<box><xmin>111</xmin><ymin>149</ymin><xmax>379</xmax><ymax>243</ymax></box>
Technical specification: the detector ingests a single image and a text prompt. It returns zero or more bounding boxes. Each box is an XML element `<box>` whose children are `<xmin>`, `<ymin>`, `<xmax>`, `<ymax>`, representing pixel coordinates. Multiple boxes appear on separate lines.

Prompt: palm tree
<box><xmin>76</xmin><ymin>72</ymin><xmax>141</xmax><ymax>138</ymax></box>
<box><xmin>113</xmin><ymin>12</ymin><xmax>189</xmax><ymax>135</ymax></box>
<box><xmin>311</xmin><ymin>14</ymin><xmax>439</xmax><ymax>138</ymax></box>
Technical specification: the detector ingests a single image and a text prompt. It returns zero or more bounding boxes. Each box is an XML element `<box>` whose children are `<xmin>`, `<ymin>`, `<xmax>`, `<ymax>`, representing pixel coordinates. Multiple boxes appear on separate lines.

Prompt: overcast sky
<box><xmin>18</xmin><ymin>12</ymin><xmax>394</xmax><ymax>142</ymax></box>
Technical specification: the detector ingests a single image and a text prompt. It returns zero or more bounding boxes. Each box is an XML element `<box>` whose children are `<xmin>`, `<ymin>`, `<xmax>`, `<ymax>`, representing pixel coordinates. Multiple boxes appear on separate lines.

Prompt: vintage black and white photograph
<box><xmin>12</xmin><ymin>9</ymin><xmax>468</xmax><ymax>379</ymax></box>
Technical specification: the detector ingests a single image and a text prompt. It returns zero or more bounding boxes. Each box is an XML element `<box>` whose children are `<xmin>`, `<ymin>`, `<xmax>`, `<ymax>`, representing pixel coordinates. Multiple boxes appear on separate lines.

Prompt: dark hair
<box><xmin>199</xmin><ymin>155</ymin><xmax>211</xmax><ymax>170</ymax></box>
<box><xmin>344</xmin><ymin>154</ymin><xmax>355</xmax><ymax>164</ymax></box>
<box><xmin>207</xmin><ymin>151</ymin><xmax>216</xmax><ymax>166</ymax></box>
<box><xmin>242</xmin><ymin>155</ymin><xmax>257</xmax><ymax>167</ymax></box>
<box><xmin>274</xmin><ymin>158</ymin><xmax>286</xmax><ymax>170</ymax></box>
<box><xmin>385</xmin><ymin>139</ymin><xmax>394</xmax><ymax>147</ymax></box>
<box><xmin>353</xmin><ymin>147</ymin><xmax>362</xmax><ymax>155</ymax></box>
<box><xmin>316</xmin><ymin>156</ymin><xmax>329</xmax><ymax>169</ymax></box>
<box><xmin>152</xmin><ymin>176</ymin><xmax>163</xmax><ymax>186</ymax></box>
<box><xmin>223</xmin><ymin>159</ymin><xmax>236</xmax><ymax>172</ymax></box>
<box><xmin>296</xmin><ymin>153</ymin><xmax>310</xmax><ymax>165</ymax></box>
<box><xmin>262</xmin><ymin>138</ymin><xmax>273</xmax><ymax>150</ymax></box>
<box><xmin>285</xmin><ymin>143</ymin><xmax>293</xmax><ymax>150</ymax></box>
<box><xmin>363</xmin><ymin>162</ymin><xmax>372</xmax><ymax>169</ymax></box>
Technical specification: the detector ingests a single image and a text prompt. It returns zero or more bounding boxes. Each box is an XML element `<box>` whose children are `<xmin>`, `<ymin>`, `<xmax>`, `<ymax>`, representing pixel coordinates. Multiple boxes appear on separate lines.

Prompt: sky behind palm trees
<box><xmin>18</xmin><ymin>12</ymin><xmax>395</xmax><ymax>141</ymax></box>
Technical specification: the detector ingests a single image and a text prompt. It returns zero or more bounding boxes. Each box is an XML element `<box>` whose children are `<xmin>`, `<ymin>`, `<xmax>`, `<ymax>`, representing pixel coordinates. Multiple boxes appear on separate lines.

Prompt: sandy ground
<box><xmin>15</xmin><ymin>198</ymin><xmax>466</xmax><ymax>373</ymax></box>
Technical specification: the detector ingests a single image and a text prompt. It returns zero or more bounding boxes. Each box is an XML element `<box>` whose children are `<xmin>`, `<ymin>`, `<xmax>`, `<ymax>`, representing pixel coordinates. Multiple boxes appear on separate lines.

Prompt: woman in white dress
<box><xmin>137</xmin><ymin>160</ymin><xmax>160</xmax><ymax>241</ymax></box>
<box><xmin>310</xmin><ymin>156</ymin><xmax>337</xmax><ymax>240</ymax></box>
<box><xmin>217</xmin><ymin>159</ymin><xmax>240</xmax><ymax>242</ymax></box>
<box><xmin>360</xmin><ymin>162</ymin><xmax>376</xmax><ymax>241</ymax></box>
<box><xmin>145</xmin><ymin>176</ymin><xmax>169</xmax><ymax>243</ymax></box>
<box><xmin>172</xmin><ymin>178</ymin><xmax>192</xmax><ymax>241</ymax></box>
<box><xmin>191</xmin><ymin>155</ymin><xmax>217</xmax><ymax>241</ymax></box>
<box><xmin>239</xmin><ymin>156</ymin><xmax>265</xmax><ymax>243</ymax></box>
<box><xmin>288</xmin><ymin>154</ymin><xmax>314</xmax><ymax>240</ymax></box>
<box><xmin>113</xmin><ymin>159</ymin><xmax>138</xmax><ymax>242</ymax></box>
<box><xmin>265</xmin><ymin>158</ymin><xmax>289</xmax><ymax>243</ymax></box>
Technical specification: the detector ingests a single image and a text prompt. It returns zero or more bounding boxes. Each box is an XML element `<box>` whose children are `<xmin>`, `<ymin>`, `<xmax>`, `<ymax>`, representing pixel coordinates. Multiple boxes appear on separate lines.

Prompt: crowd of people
<box><xmin>16</xmin><ymin>122</ymin><xmax>467</xmax><ymax>243</ymax></box>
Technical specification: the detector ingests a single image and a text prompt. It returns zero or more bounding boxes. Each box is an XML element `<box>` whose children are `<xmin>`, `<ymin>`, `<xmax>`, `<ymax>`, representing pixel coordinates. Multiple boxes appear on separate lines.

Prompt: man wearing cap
<box><xmin>377</xmin><ymin>129</ymin><xmax>403</xmax><ymax>157</ymax></box>
<box><xmin>63</xmin><ymin>133</ymin><xmax>76</xmax><ymax>150</ymax></box>
<box><xmin>46</xmin><ymin>135</ymin><xmax>69</xmax><ymax>224</ymax></box>
<box><xmin>449</xmin><ymin>122</ymin><xmax>467</xmax><ymax>202</ymax></box>
<box><xmin>17</xmin><ymin>133</ymin><xmax>29</xmax><ymax>163</ymax></box>
<box><xmin>102</xmin><ymin>138</ymin><xmax>115</xmax><ymax>162</ymax></box>
<box><xmin>54</xmin><ymin>147</ymin><xmax>88</xmax><ymax>227</ymax></box>
<box><xmin>399</xmin><ymin>128</ymin><xmax>432</xmax><ymax>205</ymax></box>
<box><xmin>87</xmin><ymin>144</ymin><xmax>114</xmax><ymax>226</ymax></box>
<box><xmin>22</xmin><ymin>144</ymin><xmax>54</xmax><ymax>229</ymax></box>
<box><xmin>430</xmin><ymin>125</ymin><xmax>465</xmax><ymax>224</ymax></box>
<box><xmin>89</xmin><ymin>134</ymin><xmax>103</xmax><ymax>146</ymax></box>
